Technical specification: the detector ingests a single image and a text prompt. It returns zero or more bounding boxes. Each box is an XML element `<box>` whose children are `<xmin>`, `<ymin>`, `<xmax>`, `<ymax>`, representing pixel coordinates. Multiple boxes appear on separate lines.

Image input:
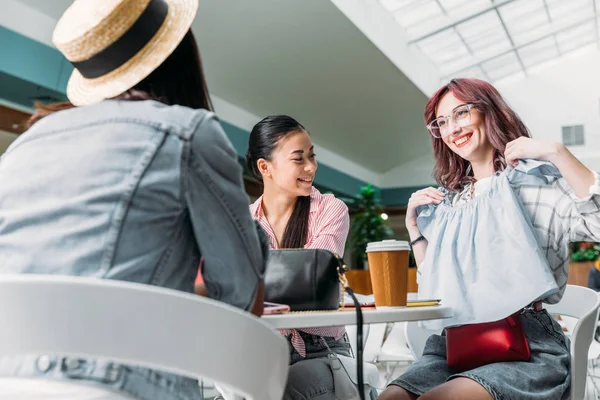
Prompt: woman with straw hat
<box><xmin>0</xmin><ymin>0</ymin><xmax>267</xmax><ymax>399</ymax></box>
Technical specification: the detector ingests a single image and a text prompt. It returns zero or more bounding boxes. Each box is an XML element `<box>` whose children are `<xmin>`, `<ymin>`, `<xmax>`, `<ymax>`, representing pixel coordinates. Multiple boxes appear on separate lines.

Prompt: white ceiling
<box><xmin>14</xmin><ymin>0</ymin><xmax>433</xmax><ymax>177</ymax></box>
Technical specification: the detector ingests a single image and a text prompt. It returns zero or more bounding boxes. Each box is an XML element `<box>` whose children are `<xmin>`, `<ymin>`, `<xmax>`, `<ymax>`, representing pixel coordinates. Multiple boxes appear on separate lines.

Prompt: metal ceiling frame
<box><xmin>393</xmin><ymin>0</ymin><xmax>600</xmax><ymax>81</ymax></box>
<box><xmin>447</xmin><ymin>13</ymin><xmax>599</xmax><ymax>79</ymax></box>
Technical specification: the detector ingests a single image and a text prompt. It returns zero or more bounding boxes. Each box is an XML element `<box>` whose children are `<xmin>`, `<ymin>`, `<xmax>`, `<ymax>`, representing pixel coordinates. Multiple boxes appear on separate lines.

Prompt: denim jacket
<box><xmin>0</xmin><ymin>100</ymin><xmax>267</xmax><ymax>400</ymax></box>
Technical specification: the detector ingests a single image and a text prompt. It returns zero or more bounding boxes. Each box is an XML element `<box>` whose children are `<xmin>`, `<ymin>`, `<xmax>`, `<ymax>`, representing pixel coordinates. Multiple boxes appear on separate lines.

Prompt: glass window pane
<box><xmin>380</xmin><ymin>0</ymin><xmax>422</xmax><ymax>13</ymax></box>
<box><xmin>518</xmin><ymin>37</ymin><xmax>559</xmax><ymax>67</ymax></box>
<box><xmin>393</xmin><ymin>1</ymin><xmax>444</xmax><ymax>31</ymax></box>
<box><xmin>547</xmin><ymin>0</ymin><xmax>592</xmax><ymax>23</ymax></box>
<box><xmin>499</xmin><ymin>0</ymin><xmax>548</xmax><ymax>44</ymax></box>
<box><xmin>378</xmin><ymin>0</ymin><xmax>597</xmax><ymax>83</ymax></box>
<box><xmin>481</xmin><ymin>52</ymin><xmax>522</xmax><ymax>80</ymax></box>
<box><xmin>443</xmin><ymin>66</ymin><xmax>488</xmax><ymax>81</ymax></box>
<box><xmin>512</xmin><ymin>22</ymin><xmax>553</xmax><ymax>46</ymax></box>
<box><xmin>556</xmin><ymin>22</ymin><xmax>596</xmax><ymax>53</ymax></box>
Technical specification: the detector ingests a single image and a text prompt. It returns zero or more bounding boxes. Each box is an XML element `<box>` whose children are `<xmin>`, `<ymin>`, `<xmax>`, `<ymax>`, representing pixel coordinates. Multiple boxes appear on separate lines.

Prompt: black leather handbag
<box><xmin>264</xmin><ymin>248</ymin><xmax>366</xmax><ymax>400</ymax></box>
<box><xmin>265</xmin><ymin>249</ymin><xmax>345</xmax><ymax>311</ymax></box>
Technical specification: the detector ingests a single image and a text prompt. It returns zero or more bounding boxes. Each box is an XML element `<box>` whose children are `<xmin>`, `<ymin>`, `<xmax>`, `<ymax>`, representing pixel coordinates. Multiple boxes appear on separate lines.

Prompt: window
<box><xmin>561</xmin><ymin>124</ymin><xmax>585</xmax><ymax>146</ymax></box>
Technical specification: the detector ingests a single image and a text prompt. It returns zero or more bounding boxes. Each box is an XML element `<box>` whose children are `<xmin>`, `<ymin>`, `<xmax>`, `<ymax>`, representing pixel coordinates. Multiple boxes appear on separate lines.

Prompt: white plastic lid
<box><xmin>366</xmin><ymin>239</ymin><xmax>410</xmax><ymax>252</ymax></box>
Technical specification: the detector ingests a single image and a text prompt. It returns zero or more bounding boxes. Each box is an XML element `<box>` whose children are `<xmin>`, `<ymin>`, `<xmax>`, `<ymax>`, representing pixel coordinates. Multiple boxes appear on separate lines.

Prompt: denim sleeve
<box><xmin>184</xmin><ymin>112</ymin><xmax>266</xmax><ymax>311</ymax></box>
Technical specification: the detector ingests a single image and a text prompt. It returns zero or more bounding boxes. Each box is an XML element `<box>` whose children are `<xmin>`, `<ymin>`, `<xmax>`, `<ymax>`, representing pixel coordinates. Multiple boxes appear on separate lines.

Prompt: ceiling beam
<box><xmin>542</xmin><ymin>0</ymin><xmax>563</xmax><ymax>56</ymax></box>
<box><xmin>445</xmin><ymin>14</ymin><xmax>599</xmax><ymax>79</ymax></box>
<box><xmin>493</xmin><ymin>4</ymin><xmax>528</xmax><ymax>76</ymax></box>
<box><xmin>407</xmin><ymin>0</ymin><xmax>518</xmax><ymax>44</ymax></box>
<box><xmin>593</xmin><ymin>0</ymin><xmax>600</xmax><ymax>49</ymax></box>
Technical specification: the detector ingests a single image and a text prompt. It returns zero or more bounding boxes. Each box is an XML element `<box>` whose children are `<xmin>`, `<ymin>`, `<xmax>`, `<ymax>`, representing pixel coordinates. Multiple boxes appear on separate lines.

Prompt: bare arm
<box><xmin>546</xmin><ymin>144</ymin><xmax>596</xmax><ymax>199</ymax></box>
<box><xmin>407</xmin><ymin>226</ymin><xmax>428</xmax><ymax>267</ymax></box>
<box><xmin>405</xmin><ymin>187</ymin><xmax>444</xmax><ymax>267</ymax></box>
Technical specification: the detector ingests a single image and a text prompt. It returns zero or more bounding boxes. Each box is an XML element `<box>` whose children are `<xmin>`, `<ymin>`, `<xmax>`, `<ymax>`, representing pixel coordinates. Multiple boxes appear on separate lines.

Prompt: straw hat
<box><xmin>53</xmin><ymin>0</ymin><xmax>198</xmax><ymax>106</ymax></box>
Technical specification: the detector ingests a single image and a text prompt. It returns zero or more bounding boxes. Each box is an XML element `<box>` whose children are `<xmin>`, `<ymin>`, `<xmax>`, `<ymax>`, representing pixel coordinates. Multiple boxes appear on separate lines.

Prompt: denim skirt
<box><xmin>390</xmin><ymin>310</ymin><xmax>571</xmax><ymax>400</ymax></box>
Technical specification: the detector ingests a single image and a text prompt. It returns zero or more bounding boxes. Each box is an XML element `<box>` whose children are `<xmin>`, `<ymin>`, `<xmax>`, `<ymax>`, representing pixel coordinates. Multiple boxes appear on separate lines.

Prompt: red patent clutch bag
<box><xmin>445</xmin><ymin>311</ymin><xmax>530</xmax><ymax>372</ymax></box>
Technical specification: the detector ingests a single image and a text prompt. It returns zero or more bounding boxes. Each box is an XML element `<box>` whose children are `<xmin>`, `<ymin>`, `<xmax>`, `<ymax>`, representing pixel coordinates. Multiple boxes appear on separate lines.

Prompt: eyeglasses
<box><xmin>427</xmin><ymin>104</ymin><xmax>475</xmax><ymax>138</ymax></box>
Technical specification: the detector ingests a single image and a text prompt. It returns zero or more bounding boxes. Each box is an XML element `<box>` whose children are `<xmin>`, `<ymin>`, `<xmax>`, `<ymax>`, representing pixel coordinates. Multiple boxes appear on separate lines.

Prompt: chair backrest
<box><xmin>363</xmin><ymin>323</ymin><xmax>387</xmax><ymax>363</ymax></box>
<box><xmin>545</xmin><ymin>285</ymin><xmax>600</xmax><ymax>400</ymax></box>
<box><xmin>405</xmin><ymin>321</ymin><xmax>439</xmax><ymax>361</ymax></box>
<box><xmin>0</xmin><ymin>275</ymin><xmax>289</xmax><ymax>400</ymax></box>
<box><xmin>379</xmin><ymin>322</ymin><xmax>413</xmax><ymax>361</ymax></box>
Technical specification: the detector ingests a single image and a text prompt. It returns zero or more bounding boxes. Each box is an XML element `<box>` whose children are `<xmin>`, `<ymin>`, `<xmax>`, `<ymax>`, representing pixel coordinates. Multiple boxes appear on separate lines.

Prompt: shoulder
<box><xmin>249</xmin><ymin>196</ymin><xmax>263</xmax><ymax>219</ymax></box>
<box><xmin>310</xmin><ymin>187</ymin><xmax>348</xmax><ymax>218</ymax></box>
<box><xmin>28</xmin><ymin>100</ymin><xmax>214</xmax><ymax>140</ymax></box>
<box><xmin>516</xmin><ymin>176</ymin><xmax>575</xmax><ymax>207</ymax></box>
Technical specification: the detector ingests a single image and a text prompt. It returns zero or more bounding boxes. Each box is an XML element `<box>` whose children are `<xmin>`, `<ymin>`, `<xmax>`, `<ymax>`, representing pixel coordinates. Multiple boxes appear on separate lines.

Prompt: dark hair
<box><xmin>246</xmin><ymin>115</ymin><xmax>311</xmax><ymax>249</ymax></box>
<box><xmin>28</xmin><ymin>30</ymin><xmax>212</xmax><ymax>127</ymax></box>
<box><xmin>424</xmin><ymin>78</ymin><xmax>530</xmax><ymax>191</ymax></box>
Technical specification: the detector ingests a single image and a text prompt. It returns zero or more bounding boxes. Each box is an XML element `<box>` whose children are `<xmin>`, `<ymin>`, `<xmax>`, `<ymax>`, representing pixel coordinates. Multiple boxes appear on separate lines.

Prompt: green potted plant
<box><xmin>570</xmin><ymin>241</ymin><xmax>600</xmax><ymax>262</ymax></box>
<box><xmin>347</xmin><ymin>185</ymin><xmax>394</xmax><ymax>269</ymax></box>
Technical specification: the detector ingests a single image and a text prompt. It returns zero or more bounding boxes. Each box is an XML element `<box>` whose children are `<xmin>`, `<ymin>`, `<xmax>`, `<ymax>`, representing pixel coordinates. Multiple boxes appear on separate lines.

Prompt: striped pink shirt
<box><xmin>250</xmin><ymin>187</ymin><xmax>350</xmax><ymax>357</ymax></box>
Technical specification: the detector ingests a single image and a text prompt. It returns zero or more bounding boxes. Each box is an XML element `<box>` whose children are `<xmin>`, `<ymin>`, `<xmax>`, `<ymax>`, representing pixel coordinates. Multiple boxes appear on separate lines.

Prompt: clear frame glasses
<box><xmin>427</xmin><ymin>104</ymin><xmax>474</xmax><ymax>138</ymax></box>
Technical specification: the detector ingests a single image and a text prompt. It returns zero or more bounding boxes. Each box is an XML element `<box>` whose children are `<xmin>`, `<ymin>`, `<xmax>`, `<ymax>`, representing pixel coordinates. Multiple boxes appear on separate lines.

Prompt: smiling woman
<box><xmin>246</xmin><ymin>115</ymin><xmax>317</xmax><ymax>248</ymax></box>
<box><xmin>425</xmin><ymin>79</ymin><xmax>530</xmax><ymax>191</ymax></box>
<box><xmin>245</xmin><ymin>115</ymin><xmax>357</xmax><ymax>400</ymax></box>
<box><xmin>380</xmin><ymin>78</ymin><xmax>600</xmax><ymax>400</ymax></box>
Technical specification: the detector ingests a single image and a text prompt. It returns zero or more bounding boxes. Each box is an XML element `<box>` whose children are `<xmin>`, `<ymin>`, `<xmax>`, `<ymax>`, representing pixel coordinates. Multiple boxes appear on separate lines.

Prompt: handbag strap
<box><xmin>336</xmin><ymin>259</ymin><xmax>365</xmax><ymax>400</ymax></box>
<box><xmin>319</xmin><ymin>285</ymin><xmax>365</xmax><ymax>400</ymax></box>
<box><xmin>345</xmin><ymin>286</ymin><xmax>365</xmax><ymax>400</ymax></box>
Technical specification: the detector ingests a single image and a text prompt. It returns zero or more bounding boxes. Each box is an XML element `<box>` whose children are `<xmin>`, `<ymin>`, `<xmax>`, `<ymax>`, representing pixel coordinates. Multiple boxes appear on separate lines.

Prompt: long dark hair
<box><xmin>425</xmin><ymin>78</ymin><xmax>530</xmax><ymax>192</ymax></box>
<box><xmin>246</xmin><ymin>115</ymin><xmax>311</xmax><ymax>249</ymax></box>
<box><xmin>28</xmin><ymin>30</ymin><xmax>212</xmax><ymax>127</ymax></box>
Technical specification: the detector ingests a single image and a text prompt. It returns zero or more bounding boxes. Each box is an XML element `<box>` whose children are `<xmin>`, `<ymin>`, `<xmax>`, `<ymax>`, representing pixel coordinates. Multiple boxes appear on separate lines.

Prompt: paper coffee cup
<box><xmin>366</xmin><ymin>240</ymin><xmax>410</xmax><ymax>307</ymax></box>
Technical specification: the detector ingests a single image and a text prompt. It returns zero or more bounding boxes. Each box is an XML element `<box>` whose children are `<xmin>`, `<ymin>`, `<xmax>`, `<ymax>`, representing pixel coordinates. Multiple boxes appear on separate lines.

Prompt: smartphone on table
<box><xmin>262</xmin><ymin>302</ymin><xmax>291</xmax><ymax>315</ymax></box>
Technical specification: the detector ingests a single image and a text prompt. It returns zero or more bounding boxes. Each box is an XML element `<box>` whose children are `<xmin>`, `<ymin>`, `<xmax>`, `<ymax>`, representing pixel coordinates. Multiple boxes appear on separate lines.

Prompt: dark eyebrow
<box><xmin>290</xmin><ymin>146</ymin><xmax>314</xmax><ymax>155</ymax></box>
<box><xmin>437</xmin><ymin>104</ymin><xmax>467</xmax><ymax>119</ymax></box>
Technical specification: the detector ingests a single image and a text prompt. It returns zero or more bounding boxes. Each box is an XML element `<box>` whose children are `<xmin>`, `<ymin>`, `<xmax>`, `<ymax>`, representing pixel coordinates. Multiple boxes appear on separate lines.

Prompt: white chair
<box><xmin>376</xmin><ymin>322</ymin><xmax>415</xmax><ymax>384</ymax></box>
<box><xmin>345</xmin><ymin>323</ymin><xmax>385</xmax><ymax>392</ymax></box>
<box><xmin>405</xmin><ymin>321</ymin><xmax>439</xmax><ymax>360</ymax></box>
<box><xmin>346</xmin><ymin>322</ymin><xmax>387</xmax><ymax>363</ymax></box>
<box><xmin>0</xmin><ymin>274</ymin><xmax>289</xmax><ymax>400</ymax></box>
<box><xmin>364</xmin><ymin>323</ymin><xmax>387</xmax><ymax>363</ymax></box>
<box><xmin>546</xmin><ymin>285</ymin><xmax>600</xmax><ymax>400</ymax></box>
<box><xmin>405</xmin><ymin>285</ymin><xmax>600</xmax><ymax>400</ymax></box>
<box><xmin>378</xmin><ymin>322</ymin><xmax>414</xmax><ymax>363</ymax></box>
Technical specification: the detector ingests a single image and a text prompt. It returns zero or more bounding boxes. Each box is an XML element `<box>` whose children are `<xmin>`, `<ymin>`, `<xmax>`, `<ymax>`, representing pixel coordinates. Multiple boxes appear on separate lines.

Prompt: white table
<box><xmin>262</xmin><ymin>305</ymin><xmax>452</xmax><ymax>329</ymax></box>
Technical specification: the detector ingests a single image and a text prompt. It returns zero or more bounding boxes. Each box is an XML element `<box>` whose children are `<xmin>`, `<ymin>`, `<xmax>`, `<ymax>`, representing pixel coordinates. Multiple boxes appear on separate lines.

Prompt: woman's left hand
<box><xmin>504</xmin><ymin>137</ymin><xmax>563</xmax><ymax>167</ymax></box>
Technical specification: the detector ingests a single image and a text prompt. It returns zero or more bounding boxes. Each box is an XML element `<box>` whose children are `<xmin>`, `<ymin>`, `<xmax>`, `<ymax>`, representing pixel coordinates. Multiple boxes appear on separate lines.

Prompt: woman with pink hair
<box><xmin>379</xmin><ymin>78</ymin><xmax>600</xmax><ymax>400</ymax></box>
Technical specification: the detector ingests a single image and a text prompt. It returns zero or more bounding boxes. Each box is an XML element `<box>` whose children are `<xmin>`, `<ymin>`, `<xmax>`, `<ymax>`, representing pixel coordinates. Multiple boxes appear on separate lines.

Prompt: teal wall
<box><xmin>0</xmin><ymin>25</ymin><xmax>424</xmax><ymax>206</ymax></box>
<box><xmin>220</xmin><ymin>120</ymin><xmax>369</xmax><ymax>200</ymax></box>
<box><xmin>381</xmin><ymin>185</ymin><xmax>430</xmax><ymax>207</ymax></box>
<box><xmin>0</xmin><ymin>26</ymin><xmax>72</xmax><ymax>94</ymax></box>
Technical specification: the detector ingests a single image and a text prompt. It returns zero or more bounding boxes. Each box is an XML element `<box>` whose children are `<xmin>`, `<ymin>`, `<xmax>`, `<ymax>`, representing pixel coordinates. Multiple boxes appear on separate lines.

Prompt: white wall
<box><xmin>497</xmin><ymin>47</ymin><xmax>600</xmax><ymax>172</ymax></box>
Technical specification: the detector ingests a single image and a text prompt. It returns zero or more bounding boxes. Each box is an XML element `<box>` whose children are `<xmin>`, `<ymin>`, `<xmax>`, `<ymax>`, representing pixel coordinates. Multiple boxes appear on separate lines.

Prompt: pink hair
<box><xmin>425</xmin><ymin>78</ymin><xmax>530</xmax><ymax>192</ymax></box>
